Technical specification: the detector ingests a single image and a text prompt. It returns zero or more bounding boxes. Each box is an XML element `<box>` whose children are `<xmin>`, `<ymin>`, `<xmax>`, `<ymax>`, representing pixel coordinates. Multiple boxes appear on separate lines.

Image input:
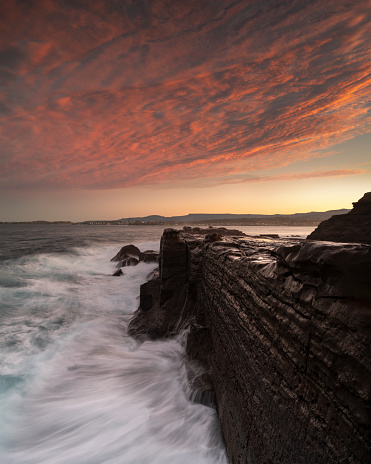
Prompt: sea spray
<box><xmin>0</xmin><ymin>232</ymin><xmax>227</xmax><ymax>464</ymax></box>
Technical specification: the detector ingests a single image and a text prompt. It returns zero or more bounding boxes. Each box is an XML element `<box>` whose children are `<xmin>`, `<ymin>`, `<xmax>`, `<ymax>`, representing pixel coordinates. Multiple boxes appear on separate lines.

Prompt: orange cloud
<box><xmin>0</xmin><ymin>0</ymin><xmax>370</xmax><ymax>190</ymax></box>
<box><xmin>223</xmin><ymin>169</ymin><xmax>371</xmax><ymax>185</ymax></box>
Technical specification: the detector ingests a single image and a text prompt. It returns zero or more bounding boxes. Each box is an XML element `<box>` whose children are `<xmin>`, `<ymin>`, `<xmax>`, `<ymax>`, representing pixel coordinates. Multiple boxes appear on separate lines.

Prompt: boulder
<box><xmin>110</xmin><ymin>244</ymin><xmax>141</xmax><ymax>262</ymax></box>
<box><xmin>141</xmin><ymin>250</ymin><xmax>160</xmax><ymax>263</ymax></box>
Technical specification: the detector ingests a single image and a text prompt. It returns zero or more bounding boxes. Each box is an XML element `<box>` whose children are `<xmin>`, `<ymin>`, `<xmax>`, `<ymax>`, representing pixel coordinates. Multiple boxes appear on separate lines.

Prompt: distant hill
<box><xmin>118</xmin><ymin>210</ymin><xmax>350</xmax><ymax>223</ymax></box>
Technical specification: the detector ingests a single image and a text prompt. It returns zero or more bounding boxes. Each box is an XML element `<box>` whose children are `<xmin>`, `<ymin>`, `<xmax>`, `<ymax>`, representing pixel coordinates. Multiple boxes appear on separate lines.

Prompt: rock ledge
<box><xmin>128</xmin><ymin>229</ymin><xmax>371</xmax><ymax>464</ymax></box>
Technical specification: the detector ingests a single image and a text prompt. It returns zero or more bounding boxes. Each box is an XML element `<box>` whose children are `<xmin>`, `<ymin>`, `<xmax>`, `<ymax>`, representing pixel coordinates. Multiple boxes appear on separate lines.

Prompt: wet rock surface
<box><xmin>111</xmin><ymin>244</ymin><xmax>141</xmax><ymax>262</ymax></box>
<box><xmin>142</xmin><ymin>250</ymin><xmax>160</xmax><ymax>263</ymax></box>
<box><xmin>128</xmin><ymin>229</ymin><xmax>371</xmax><ymax>464</ymax></box>
<box><xmin>307</xmin><ymin>192</ymin><xmax>371</xmax><ymax>245</ymax></box>
<box><xmin>111</xmin><ymin>245</ymin><xmax>159</xmax><ymax>268</ymax></box>
<box><xmin>112</xmin><ymin>268</ymin><xmax>123</xmax><ymax>276</ymax></box>
<box><xmin>117</xmin><ymin>256</ymin><xmax>140</xmax><ymax>268</ymax></box>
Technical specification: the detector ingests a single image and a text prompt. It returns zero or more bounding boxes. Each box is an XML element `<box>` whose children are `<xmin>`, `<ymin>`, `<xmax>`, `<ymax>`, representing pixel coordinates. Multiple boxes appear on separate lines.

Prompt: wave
<box><xmin>0</xmin><ymin>241</ymin><xmax>227</xmax><ymax>463</ymax></box>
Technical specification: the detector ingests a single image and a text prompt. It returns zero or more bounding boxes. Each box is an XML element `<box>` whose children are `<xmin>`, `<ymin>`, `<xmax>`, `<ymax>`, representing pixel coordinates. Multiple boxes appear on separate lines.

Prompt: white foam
<box><xmin>0</xmin><ymin>242</ymin><xmax>227</xmax><ymax>464</ymax></box>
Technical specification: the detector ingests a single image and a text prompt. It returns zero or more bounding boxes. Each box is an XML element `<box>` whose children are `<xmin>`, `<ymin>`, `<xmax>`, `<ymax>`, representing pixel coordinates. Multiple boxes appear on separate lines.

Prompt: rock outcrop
<box><xmin>111</xmin><ymin>244</ymin><xmax>141</xmax><ymax>262</ymax></box>
<box><xmin>307</xmin><ymin>192</ymin><xmax>371</xmax><ymax>245</ymax></box>
<box><xmin>128</xmin><ymin>229</ymin><xmax>371</xmax><ymax>464</ymax></box>
<box><xmin>111</xmin><ymin>245</ymin><xmax>159</xmax><ymax>269</ymax></box>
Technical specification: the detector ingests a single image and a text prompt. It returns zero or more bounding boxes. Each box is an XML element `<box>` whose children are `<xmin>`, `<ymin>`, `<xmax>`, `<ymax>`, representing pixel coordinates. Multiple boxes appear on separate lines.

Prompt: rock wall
<box><xmin>307</xmin><ymin>192</ymin><xmax>371</xmax><ymax>245</ymax></box>
<box><xmin>128</xmin><ymin>229</ymin><xmax>371</xmax><ymax>464</ymax></box>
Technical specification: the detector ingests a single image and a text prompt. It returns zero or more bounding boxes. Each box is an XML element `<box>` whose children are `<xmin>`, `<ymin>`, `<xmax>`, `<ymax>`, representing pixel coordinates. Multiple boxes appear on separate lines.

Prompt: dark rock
<box><xmin>111</xmin><ymin>244</ymin><xmax>159</xmax><ymax>268</ymax></box>
<box><xmin>183</xmin><ymin>227</ymin><xmax>246</xmax><ymax>237</ymax></box>
<box><xmin>129</xmin><ymin>229</ymin><xmax>371</xmax><ymax>464</ymax></box>
<box><xmin>163</xmin><ymin>228</ymin><xmax>180</xmax><ymax>239</ymax></box>
<box><xmin>128</xmin><ymin>229</ymin><xmax>191</xmax><ymax>338</ymax></box>
<box><xmin>117</xmin><ymin>257</ymin><xmax>139</xmax><ymax>267</ymax></box>
<box><xmin>110</xmin><ymin>244</ymin><xmax>141</xmax><ymax>262</ymax></box>
<box><xmin>307</xmin><ymin>192</ymin><xmax>371</xmax><ymax>244</ymax></box>
<box><xmin>189</xmin><ymin>371</ymin><xmax>216</xmax><ymax>408</ymax></box>
<box><xmin>141</xmin><ymin>250</ymin><xmax>160</xmax><ymax>263</ymax></box>
<box><xmin>112</xmin><ymin>269</ymin><xmax>123</xmax><ymax>276</ymax></box>
<box><xmin>205</xmin><ymin>233</ymin><xmax>223</xmax><ymax>242</ymax></box>
<box><xmin>139</xmin><ymin>276</ymin><xmax>160</xmax><ymax>311</ymax></box>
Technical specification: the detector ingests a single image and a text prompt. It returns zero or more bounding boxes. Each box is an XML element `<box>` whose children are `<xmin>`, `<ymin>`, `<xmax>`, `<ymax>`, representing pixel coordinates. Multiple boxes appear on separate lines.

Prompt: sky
<box><xmin>0</xmin><ymin>0</ymin><xmax>370</xmax><ymax>221</ymax></box>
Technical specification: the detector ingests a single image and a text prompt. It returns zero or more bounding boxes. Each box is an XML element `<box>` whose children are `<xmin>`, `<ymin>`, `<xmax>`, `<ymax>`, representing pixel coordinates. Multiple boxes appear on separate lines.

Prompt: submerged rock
<box><xmin>112</xmin><ymin>269</ymin><xmax>123</xmax><ymax>276</ymax></box>
<box><xmin>307</xmin><ymin>192</ymin><xmax>371</xmax><ymax>244</ymax></box>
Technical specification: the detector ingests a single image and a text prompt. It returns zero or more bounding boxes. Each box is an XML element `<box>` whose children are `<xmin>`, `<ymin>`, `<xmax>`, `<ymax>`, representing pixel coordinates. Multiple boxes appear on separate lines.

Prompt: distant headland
<box><xmin>0</xmin><ymin>208</ymin><xmax>351</xmax><ymax>226</ymax></box>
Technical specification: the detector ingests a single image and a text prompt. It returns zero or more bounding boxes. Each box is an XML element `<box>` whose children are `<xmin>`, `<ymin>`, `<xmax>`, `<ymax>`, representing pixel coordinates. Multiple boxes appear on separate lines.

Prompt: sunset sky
<box><xmin>0</xmin><ymin>0</ymin><xmax>370</xmax><ymax>221</ymax></box>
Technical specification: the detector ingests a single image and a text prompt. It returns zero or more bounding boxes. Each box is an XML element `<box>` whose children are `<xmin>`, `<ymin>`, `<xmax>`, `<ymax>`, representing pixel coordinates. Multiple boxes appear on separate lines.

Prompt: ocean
<box><xmin>0</xmin><ymin>224</ymin><xmax>315</xmax><ymax>464</ymax></box>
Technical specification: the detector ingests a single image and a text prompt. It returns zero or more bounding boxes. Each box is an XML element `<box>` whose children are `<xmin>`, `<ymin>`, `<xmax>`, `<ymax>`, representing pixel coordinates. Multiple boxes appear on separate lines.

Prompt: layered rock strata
<box><xmin>128</xmin><ymin>229</ymin><xmax>371</xmax><ymax>464</ymax></box>
<box><xmin>307</xmin><ymin>192</ymin><xmax>371</xmax><ymax>245</ymax></box>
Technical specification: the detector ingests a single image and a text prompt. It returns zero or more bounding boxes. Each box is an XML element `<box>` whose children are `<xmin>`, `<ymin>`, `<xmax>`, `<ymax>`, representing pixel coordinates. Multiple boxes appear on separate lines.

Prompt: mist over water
<box><xmin>0</xmin><ymin>226</ymin><xmax>226</xmax><ymax>464</ymax></box>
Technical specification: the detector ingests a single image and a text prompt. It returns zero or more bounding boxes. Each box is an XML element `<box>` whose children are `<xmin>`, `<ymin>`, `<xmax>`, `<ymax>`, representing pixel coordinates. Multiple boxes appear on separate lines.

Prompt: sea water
<box><xmin>0</xmin><ymin>224</ymin><xmax>314</xmax><ymax>463</ymax></box>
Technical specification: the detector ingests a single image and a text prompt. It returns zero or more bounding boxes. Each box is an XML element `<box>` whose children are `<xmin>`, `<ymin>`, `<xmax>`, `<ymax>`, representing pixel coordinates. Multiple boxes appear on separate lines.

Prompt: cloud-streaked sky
<box><xmin>0</xmin><ymin>0</ymin><xmax>370</xmax><ymax>220</ymax></box>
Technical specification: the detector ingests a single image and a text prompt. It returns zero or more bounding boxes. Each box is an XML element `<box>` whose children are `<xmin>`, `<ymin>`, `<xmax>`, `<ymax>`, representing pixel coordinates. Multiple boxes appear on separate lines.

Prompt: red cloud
<box><xmin>222</xmin><ymin>169</ymin><xmax>371</xmax><ymax>186</ymax></box>
<box><xmin>0</xmin><ymin>0</ymin><xmax>370</xmax><ymax>190</ymax></box>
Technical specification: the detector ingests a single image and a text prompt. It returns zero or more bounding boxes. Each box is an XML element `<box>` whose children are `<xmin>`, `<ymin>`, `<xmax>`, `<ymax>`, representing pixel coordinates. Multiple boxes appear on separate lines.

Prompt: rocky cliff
<box><xmin>307</xmin><ymin>192</ymin><xmax>371</xmax><ymax>245</ymax></box>
<box><xmin>128</xmin><ymin>229</ymin><xmax>371</xmax><ymax>464</ymax></box>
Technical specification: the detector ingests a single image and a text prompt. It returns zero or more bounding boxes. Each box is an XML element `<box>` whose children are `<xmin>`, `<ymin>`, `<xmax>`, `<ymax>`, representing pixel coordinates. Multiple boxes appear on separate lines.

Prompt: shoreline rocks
<box><xmin>110</xmin><ymin>245</ymin><xmax>160</xmax><ymax>275</ymax></box>
<box><xmin>307</xmin><ymin>192</ymin><xmax>371</xmax><ymax>245</ymax></box>
<box><xmin>128</xmin><ymin>228</ymin><xmax>371</xmax><ymax>464</ymax></box>
<box><xmin>183</xmin><ymin>226</ymin><xmax>246</xmax><ymax>236</ymax></box>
